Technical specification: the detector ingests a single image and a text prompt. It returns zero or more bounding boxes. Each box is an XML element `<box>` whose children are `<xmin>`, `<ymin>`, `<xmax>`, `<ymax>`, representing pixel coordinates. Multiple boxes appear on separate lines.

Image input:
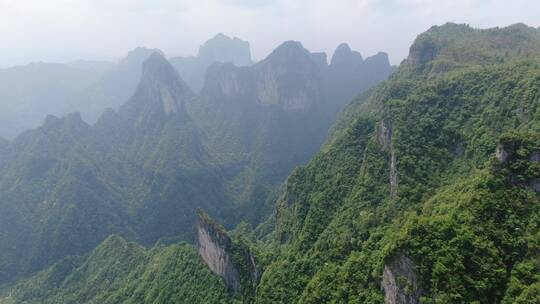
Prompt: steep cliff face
<box><xmin>326</xmin><ymin>44</ymin><xmax>395</xmax><ymax>115</ymax></box>
<box><xmin>197</xmin><ymin>215</ymin><xmax>242</xmax><ymax>293</ymax></box>
<box><xmin>253</xmin><ymin>41</ymin><xmax>323</xmax><ymax>111</ymax></box>
<box><xmin>202</xmin><ymin>62</ymin><xmax>254</xmax><ymax>104</ymax></box>
<box><xmin>378</xmin><ymin>118</ymin><xmax>398</xmax><ymax>198</ymax></box>
<box><xmin>120</xmin><ymin>52</ymin><xmax>193</xmax><ymax>119</ymax></box>
<box><xmin>196</xmin><ymin>211</ymin><xmax>259</xmax><ymax>295</ymax></box>
<box><xmin>382</xmin><ymin>254</ymin><xmax>422</xmax><ymax>304</ymax></box>
<box><xmin>170</xmin><ymin>33</ymin><xmax>253</xmax><ymax>92</ymax></box>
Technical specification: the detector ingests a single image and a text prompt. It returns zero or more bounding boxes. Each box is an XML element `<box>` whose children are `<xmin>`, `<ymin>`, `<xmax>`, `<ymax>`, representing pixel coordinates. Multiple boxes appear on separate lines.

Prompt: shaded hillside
<box><xmin>190</xmin><ymin>41</ymin><xmax>395</xmax><ymax>224</ymax></box>
<box><xmin>0</xmin><ymin>37</ymin><xmax>393</xmax><ymax>288</ymax></box>
<box><xmin>0</xmin><ymin>52</ymin><xmax>233</xmax><ymax>285</ymax></box>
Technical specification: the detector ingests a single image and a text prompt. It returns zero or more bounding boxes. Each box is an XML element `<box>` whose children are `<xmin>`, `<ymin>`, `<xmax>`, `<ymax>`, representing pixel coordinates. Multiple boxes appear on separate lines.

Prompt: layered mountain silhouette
<box><xmin>0</xmin><ymin>62</ymin><xmax>106</xmax><ymax>138</ymax></box>
<box><xmin>0</xmin><ymin>52</ymin><xmax>230</xmax><ymax>283</ymax></box>
<box><xmin>0</xmin><ymin>39</ymin><xmax>393</xmax><ymax>286</ymax></box>
<box><xmin>170</xmin><ymin>33</ymin><xmax>253</xmax><ymax>93</ymax></box>
<box><xmin>0</xmin><ymin>35</ymin><xmax>251</xmax><ymax>139</ymax></box>
<box><xmin>5</xmin><ymin>23</ymin><xmax>540</xmax><ymax>304</ymax></box>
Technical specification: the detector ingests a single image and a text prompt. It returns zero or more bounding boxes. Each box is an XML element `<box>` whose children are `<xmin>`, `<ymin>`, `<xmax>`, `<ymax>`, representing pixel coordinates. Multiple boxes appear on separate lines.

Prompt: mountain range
<box><xmin>2</xmin><ymin>23</ymin><xmax>538</xmax><ymax>304</ymax></box>
<box><xmin>0</xmin><ymin>34</ymin><xmax>394</xmax><ymax>291</ymax></box>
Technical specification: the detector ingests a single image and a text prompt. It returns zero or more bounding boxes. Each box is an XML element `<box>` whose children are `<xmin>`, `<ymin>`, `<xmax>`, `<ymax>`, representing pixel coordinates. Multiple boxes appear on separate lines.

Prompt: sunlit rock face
<box><xmin>197</xmin><ymin>216</ymin><xmax>242</xmax><ymax>293</ymax></box>
<box><xmin>196</xmin><ymin>211</ymin><xmax>259</xmax><ymax>295</ymax></box>
<box><xmin>121</xmin><ymin>52</ymin><xmax>193</xmax><ymax>119</ymax></box>
<box><xmin>382</xmin><ymin>254</ymin><xmax>422</xmax><ymax>304</ymax></box>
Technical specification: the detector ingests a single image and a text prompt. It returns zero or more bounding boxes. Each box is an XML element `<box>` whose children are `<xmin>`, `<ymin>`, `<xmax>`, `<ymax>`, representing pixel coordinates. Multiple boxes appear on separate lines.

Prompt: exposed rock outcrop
<box><xmin>121</xmin><ymin>52</ymin><xmax>193</xmax><ymax>118</ymax></box>
<box><xmin>382</xmin><ymin>254</ymin><xmax>421</xmax><ymax>304</ymax></box>
<box><xmin>170</xmin><ymin>33</ymin><xmax>252</xmax><ymax>92</ymax></box>
<box><xmin>495</xmin><ymin>134</ymin><xmax>540</xmax><ymax>193</ymax></box>
<box><xmin>202</xmin><ymin>62</ymin><xmax>254</xmax><ymax>103</ymax></box>
<box><xmin>496</xmin><ymin>142</ymin><xmax>512</xmax><ymax>163</ymax></box>
<box><xmin>201</xmin><ymin>40</ymin><xmax>329</xmax><ymax>112</ymax></box>
<box><xmin>253</xmin><ymin>41</ymin><xmax>323</xmax><ymax>111</ymax></box>
<box><xmin>196</xmin><ymin>210</ymin><xmax>259</xmax><ymax>295</ymax></box>
<box><xmin>378</xmin><ymin>119</ymin><xmax>398</xmax><ymax>198</ymax></box>
<box><xmin>408</xmin><ymin>37</ymin><xmax>439</xmax><ymax>67</ymax></box>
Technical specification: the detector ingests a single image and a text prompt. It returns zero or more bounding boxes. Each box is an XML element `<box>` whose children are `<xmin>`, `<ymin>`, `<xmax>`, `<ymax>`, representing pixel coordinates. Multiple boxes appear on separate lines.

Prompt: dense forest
<box><xmin>1</xmin><ymin>23</ymin><xmax>540</xmax><ymax>304</ymax></box>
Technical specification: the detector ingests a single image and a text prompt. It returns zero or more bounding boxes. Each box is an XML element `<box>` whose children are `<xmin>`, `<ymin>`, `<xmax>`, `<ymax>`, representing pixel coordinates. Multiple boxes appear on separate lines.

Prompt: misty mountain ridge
<box><xmin>0</xmin><ymin>33</ymin><xmax>392</xmax><ymax>141</ymax></box>
<box><xmin>3</xmin><ymin>22</ymin><xmax>540</xmax><ymax>304</ymax></box>
<box><xmin>0</xmin><ymin>36</ymin><xmax>394</xmax><ymax>289</ymax></box>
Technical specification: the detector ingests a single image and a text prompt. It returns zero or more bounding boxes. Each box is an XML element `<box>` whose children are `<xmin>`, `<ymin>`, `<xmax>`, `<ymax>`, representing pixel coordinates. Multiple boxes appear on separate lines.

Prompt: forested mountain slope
<box><xmin>191</xmin><ymin>41</ymin><xmax>394</xmax><ymax>223</ymax></box>
<box><xmin>0</xmin><ymin>38</ymin><xmax>393</xmax><ymax>290</ymax></box>
<box><xmin>5</xmin><ymin>236</ymin><xmax>236</xmax><ymax>304</ymax></box>
<box><xmin>0</xmin><ymin>52</ymin><xmax>233</xmax><ymax>285</ymax></box>
<box><xmin>5</xmin><ymin>22</ymin><xmax>540</xmax><ymax>304</ymax></box>
<box><xmin>255</xmin><ymin>23</ymin><xmax>540</xmax><ymax>303</ymax></box>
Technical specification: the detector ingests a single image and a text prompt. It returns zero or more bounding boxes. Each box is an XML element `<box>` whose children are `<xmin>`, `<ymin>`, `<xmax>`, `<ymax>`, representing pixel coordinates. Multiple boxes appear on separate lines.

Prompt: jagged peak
<box><xmin>141</xmin><ymin>52</ymin><xmax>181</xmax><ymax>83</ymax></box>
<box><xmin>119</xmin><ymin>47</ymin><xmax>164</xmax><ymax>69</ymax></box>
<box><xmin>120</xmin><ymin>52</ymin><xmax>193</xmax><ymax>117</ymax></box>
<box><xmin>335</xmin><ymin>42</ymin><xmax>352</xmax><ymax>53</ymax></box>
<box><xmin>43</xmin><ymin>112</ymin><xmax>86</xmax><ymax>129</ymax></box>
<box><xmin>205</xmin><ymin>33</ymin><xmax>243</xmax><ymax>44</ymax></box>
<box><xmin>267</xmin><ymin>41</ymin><xmax>310</xmax><ymax>60</ymax></box>
<box><xmin>139</xmin><ymin>51</ymin><xmax>193</xmax><ymax>99</ymax></box>
<box><xmin>260</xmin><ymin>40</ymin><xmax>321</xmax><ymax>71</ymax></box>
<box><xmin>364</xmin><ymin>52</ymin><xmax>391</xmax><ymax>66</ymax></box>
<box><xmin>33</xmin><ymin>112</ymin><xmax>91</xmax><ymax>141</ymax></box>
<box><xmin>198</xmin><ymin>33</ymin><xmax>252</xmax><ymax>66</ymax></box>
<box><xmin>331</xmin><ymin>43</ymin><xmax>363</xmax><ymax>66</ymax></box>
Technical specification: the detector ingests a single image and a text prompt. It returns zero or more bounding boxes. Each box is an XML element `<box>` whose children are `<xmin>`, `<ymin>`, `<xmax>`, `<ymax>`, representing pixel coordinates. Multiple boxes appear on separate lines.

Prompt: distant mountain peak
<box><xmin>119</xmin><ymin>47</ymin><xmax>164</xmax><ymax>70</ymax></box>
<box><xmin>268</xmin><ymin>41</ymin><xmax>309</xmax><ymax>58</ymax></box>
<box><xmin>121</xmin><ymin>52</ymin><xmax>192</xmax><ymax>118</ymax></box>
<box><xmin>198</xmin><ymin>33</ymin><xmax>252</xmax><ymax>66</ymax></box>
<box><xmin>142</xmin><ymin>52</ymin><xmax>181</xmax><ymax>85</ymax></box>
<box><xmin>40</xmin><ymin>112</ymin><xmax>90</xmax><ymax>138</ymax></box>
<box><xmin>331</xmin><ymin>43</ymin><xmax>363</xmax><ymax>66</ymax></box>
<box><xmin>364</xmin><ymin>52</ymin><xmax>390</xmax><ymax>66</ymax></box>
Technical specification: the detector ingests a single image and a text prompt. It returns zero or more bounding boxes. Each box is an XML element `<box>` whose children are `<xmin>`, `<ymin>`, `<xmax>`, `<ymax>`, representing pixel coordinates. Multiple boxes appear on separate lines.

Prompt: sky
<box><xmin>0</xmin><ymin>0</ymin><xmax>539</xmax><ymax>67</ymax></box>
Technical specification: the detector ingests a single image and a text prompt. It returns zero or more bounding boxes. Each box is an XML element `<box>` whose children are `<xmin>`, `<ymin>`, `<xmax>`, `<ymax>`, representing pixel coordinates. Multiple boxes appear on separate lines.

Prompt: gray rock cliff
<box><xmin>382</xmin><ymin>254</ymin><xmax>421</xmax><ymax>304</ymax></box>
<box><xmin>196</xmin><ymin>210</ymin><xmax>259</xmax><ymax>294</ymax></box>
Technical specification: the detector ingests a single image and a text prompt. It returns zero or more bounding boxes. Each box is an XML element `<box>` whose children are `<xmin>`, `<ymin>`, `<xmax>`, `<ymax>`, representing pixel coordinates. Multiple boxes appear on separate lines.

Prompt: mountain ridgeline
<box><xmin>256</xmin><ymin>23</ymin><xmax>540</xmax><ymax>303</ymax></box>
<box><xmin>0</xmin><ymin>35</ymin><xmax>394</xmax><ymax>292</ymax></box>
<box><xmin>4</xmin><ymin>23</ymin><xmax>539</xmax><ymax>304</ymax></box>
<box><xmin>170</xmin><ymin>33</ymin><xmax>254</xmax><ymax>93</ymax></box>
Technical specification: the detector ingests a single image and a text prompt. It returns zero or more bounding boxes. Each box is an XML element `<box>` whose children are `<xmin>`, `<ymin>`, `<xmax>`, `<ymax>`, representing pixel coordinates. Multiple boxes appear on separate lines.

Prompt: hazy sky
<box><xmin>1</xmin><ymin>0</ymin><xmax>539</xmax><ymax>67</ymax></box>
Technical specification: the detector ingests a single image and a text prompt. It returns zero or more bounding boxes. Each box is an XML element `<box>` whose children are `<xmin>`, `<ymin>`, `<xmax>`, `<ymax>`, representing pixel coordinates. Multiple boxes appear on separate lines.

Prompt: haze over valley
<box><xmin>1</xmin><ymin>1</ymin><xmax>540</xmax><ymax>304</ymax></box>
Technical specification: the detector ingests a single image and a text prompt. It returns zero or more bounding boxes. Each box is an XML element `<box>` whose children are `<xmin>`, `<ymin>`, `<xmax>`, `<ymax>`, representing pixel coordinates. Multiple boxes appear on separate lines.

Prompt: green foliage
<box><xmin>5</xmin><ymin>23</ymin><xmax>540</xmax><ymax>304</ymax></box>
<box><xmin>9</xmin><ymin>236</ymin><xmax>235</xmax><ymax>304</ymax></box>
<box><xmin>256</xmin><ymin>24</ymin><xmax>540</xmax><ymax>303</ymax></box>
